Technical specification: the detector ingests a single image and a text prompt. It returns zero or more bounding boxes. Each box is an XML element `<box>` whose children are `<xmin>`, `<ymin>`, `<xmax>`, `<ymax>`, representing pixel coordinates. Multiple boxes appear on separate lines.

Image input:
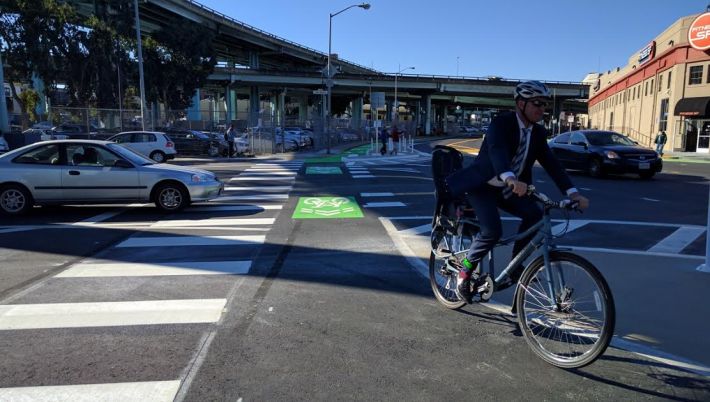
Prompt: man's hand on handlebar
<box><xmin>569</xmin><ymin>192</ymin><xmax>590</xmax><ymax>210</ymax></box>
<box><xmin>505</xmin><ymin>177</ymin><xmax>528</xmax><ymax>197</ymax></box>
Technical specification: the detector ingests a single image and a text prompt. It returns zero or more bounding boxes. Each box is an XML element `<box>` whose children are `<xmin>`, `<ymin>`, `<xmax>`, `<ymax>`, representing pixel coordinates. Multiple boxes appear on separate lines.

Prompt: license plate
<box><xmin>639</xmin><ymin>162</ymin><xmax>650</xmax><ymax>169</ymax></box>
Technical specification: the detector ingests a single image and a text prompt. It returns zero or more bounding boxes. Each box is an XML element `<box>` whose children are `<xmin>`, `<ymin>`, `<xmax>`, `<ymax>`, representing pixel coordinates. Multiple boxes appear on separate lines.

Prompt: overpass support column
<box><xmin>249</xmin><ymin>86</ymin><xmax>260</xmax><ymax>127</ymax></box>
<box><xmin>424</xmin><ymin>95</ymin><xmax>432</xmax><ymax>135</ymax></box>
<box><xmin>225</xmin><ymin>86</ymin><xmax>237</xmax><ymax>124</ymax></box>
<box><xmin>352</xmin><ymin>96</ymin><xmax>363</xmax><ymax>130</ymax></box>
<box><xmin>188</xmin><ymin>89</ymin><xmax>201</xmax><ymax>121</ymax></box>
<box><xmin>0</xmin><ymin>51</ymin><xmax>8</xmax><ymax>134</ymax></box>
<box><xmin>298</xmin><ymin>96</ymin><xmax>308</xmax><ymax>125</ymax></box>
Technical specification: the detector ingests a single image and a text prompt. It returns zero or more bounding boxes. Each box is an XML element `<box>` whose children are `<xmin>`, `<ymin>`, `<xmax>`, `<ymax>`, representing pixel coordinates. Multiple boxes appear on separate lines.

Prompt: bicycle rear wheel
<box><xmin>515</xmin><ymin>252</ymin><xmax>615</xmax><ymax>368</ymax></box>
<box><xmin>429</xmin><ymin>229</ymin><xmax>472</xmax><ymax>310</ymax></box>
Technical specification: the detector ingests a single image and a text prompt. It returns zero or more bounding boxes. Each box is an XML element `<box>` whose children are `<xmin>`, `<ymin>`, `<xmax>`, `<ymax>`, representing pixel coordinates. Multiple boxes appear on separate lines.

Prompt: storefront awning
<box><xmin>674</xmin><ymin>97</ymin><xmax>710</xmax><ymax>117</ymax></box>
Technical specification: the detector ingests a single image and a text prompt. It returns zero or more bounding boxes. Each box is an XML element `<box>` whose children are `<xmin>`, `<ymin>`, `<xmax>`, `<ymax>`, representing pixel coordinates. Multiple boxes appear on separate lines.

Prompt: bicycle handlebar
<box><xmin>527</xmin><ymin>185</ymin><xmax>581</xmax><ymax>212</ymax></box>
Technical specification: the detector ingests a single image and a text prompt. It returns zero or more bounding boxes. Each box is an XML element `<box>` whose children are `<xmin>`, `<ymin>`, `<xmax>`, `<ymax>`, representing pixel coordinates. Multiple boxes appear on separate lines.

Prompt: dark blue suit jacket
<box><xmin>446</xmin><ymin>111</ymin><xmax>573</xmax><ymax>196</ymax></box>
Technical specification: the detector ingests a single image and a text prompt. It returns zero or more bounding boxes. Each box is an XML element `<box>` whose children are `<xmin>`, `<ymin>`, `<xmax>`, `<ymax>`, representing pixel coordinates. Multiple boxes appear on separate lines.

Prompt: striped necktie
<box><xmin>503</xmin><ymin>127</ymin><xmax>531</xmax><ymax>199</ymax></box>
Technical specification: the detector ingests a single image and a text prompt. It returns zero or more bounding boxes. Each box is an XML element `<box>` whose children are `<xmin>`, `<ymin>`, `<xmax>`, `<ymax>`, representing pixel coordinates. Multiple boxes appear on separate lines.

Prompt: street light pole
<box><xmin>394</xmin><ymin>65</ymin><xmax>415</xmax><ymax>122</ymax></box>
<box><xmin>133</xmin><ymin>0</ymin><xmax>147</xmax><ymax>131</ymax></box>
<box><xmin>326</xmin><ymin>2</ymin><xmax>370</xmax><ymax>154</ymax></box>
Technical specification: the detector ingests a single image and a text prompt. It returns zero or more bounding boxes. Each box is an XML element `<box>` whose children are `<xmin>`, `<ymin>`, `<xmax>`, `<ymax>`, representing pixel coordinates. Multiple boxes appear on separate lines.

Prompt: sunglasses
<box><xmin>530</xmin><ymin>100</ymin><xmax>549</xmax><ymax>108</ymax></box>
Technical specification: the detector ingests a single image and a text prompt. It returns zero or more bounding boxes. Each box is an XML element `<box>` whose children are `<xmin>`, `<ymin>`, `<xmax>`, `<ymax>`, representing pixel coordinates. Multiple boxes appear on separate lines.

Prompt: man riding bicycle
<box><xmin>449</xmin><ymin>80</ymin><xmax>590</xmax><ymax>303</ymax></box>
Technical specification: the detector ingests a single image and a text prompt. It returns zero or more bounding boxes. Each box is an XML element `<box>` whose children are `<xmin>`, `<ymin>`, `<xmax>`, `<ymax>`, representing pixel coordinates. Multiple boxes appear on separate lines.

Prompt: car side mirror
<box><xmin>114</xmin><ymin>159</ymin><xmax>134</xmax><ymax>168</ymax></box>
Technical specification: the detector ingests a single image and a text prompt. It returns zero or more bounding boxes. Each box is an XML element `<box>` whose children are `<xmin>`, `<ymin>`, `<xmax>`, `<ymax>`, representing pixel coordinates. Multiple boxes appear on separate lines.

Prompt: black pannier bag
<box><xmin>431</xmin><ymin>145</ymin><xmax>476</xmax><ymax>237</ymax></box>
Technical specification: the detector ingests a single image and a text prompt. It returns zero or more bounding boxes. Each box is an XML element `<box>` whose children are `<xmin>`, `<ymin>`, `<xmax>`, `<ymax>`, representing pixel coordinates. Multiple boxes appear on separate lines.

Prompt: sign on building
<box><xmin>689</xmin><ymin>12</ymin><xmax>710</xmax><ymax>50</ymax></box>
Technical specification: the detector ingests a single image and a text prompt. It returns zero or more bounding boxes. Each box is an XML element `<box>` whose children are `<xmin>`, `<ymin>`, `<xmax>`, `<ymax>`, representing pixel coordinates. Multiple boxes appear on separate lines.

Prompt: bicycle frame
<box><xmin>446</xmin><ymin>205</ymin><xmax>566</xmax><ymax>299</ymax></box>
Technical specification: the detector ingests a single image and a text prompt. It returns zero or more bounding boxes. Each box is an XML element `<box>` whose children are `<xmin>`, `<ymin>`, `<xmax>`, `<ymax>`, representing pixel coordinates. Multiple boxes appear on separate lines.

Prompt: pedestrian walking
<box><xmin>390</xmin><ymin>125</ymin><xmax>400</xmax><ymax>155</ymax></box>
<box><xmin>654</xmin><ymin>130</ymin><xmax>667</xmax><ymax>156</ymax></box>
<box><xmin>225</xmin><ymin>124</ymin><xmax>236</xmax><ymax>158</ymax></box>
<box><xmin>379</xmin><ymin>128</ymin><xmax>389</xmax><ymax>156</ymax></box>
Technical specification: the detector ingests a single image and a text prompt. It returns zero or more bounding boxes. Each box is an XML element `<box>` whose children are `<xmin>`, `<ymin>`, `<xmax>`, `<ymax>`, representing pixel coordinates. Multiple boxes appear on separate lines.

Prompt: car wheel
<box><xmin>154</xmin><ymin>182</ymin><xmax>189</xmax><ymax>212</ymax></box>
<box><xmin>0</xmin><ymin>184</ymin><xmax>33</xmax><ymax>215</ymax></box>
<box><xmin>150</xmin><ymin>151</ymin><xmax>166</xmax><ymax>163</ymax></box>
<box><xmin>639</xmin><ymin>171</ymin><xmax>655</xmax><ymax>180</ymax></box>
<box><xmin>588</xmin><ymin>158</ymin><xmax>604</xmax><ymax>178</ymax></box>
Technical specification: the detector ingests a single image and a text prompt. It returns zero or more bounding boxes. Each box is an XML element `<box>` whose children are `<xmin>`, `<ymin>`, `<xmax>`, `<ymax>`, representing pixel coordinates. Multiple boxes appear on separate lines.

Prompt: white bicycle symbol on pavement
<box><xmin>300</xmin><ymin>197</ymin><xmax>354</xmax><ymax>216</ymax></box>
<box><xmin>303</xmin><ymin>197</ymin><xmax>350</xmax><ymax>208</ymax></box>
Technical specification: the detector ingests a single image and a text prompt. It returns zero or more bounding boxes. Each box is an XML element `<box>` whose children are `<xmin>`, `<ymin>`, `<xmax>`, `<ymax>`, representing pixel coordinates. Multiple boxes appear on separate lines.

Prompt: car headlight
<box><xmin>604</xmin><ymin>150</ymin><xmax>620</xmax><ymax>159</ymax></box>
<box><xmin>191</xmin><ymin>173</ymin><xmax>214</xmax><ymax>183</ymax></box>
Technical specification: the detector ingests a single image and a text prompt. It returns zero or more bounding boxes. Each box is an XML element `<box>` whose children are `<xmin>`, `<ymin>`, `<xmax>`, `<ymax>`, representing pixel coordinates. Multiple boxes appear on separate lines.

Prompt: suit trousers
<box><xmin>464</xmin><ymin>184</ymin><xmax>542</xmax><ymax>266</ymax></box>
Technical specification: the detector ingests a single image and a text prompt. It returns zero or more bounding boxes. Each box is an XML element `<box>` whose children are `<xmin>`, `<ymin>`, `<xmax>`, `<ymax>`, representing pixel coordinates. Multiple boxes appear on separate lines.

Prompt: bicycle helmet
<box><xmin>514</xmin><ymin>80</ymin><xmax>552</xmax><ymax>100</ymax></box>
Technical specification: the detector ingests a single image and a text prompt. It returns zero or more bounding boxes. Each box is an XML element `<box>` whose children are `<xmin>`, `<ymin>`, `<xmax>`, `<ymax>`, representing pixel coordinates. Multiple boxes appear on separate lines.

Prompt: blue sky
<box><xmin>199</xmin><ymin>0</ymin><xmax>704</xmax><ymax>82</ymax></box>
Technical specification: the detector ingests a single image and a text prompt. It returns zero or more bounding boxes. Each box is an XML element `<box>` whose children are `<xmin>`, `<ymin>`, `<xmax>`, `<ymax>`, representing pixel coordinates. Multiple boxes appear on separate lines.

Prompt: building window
<box><xmin>689</xmin><ymin>65</ymin><xmax>703</xmax><ymax>85</ymax></box>
<box><xmin>667</xmin><ymin>71</ymin><xmax>672</xmax><ymax>88</ymax></box>
<box><xmin>645</xmin><ymin>82</ymin><xmax>649</xmax><ymax>96</ymax></box>
<box><xmin>659</xmin><ymin>99</ymin><xmax>669</xmax><ymax>132</ymax></box>
<box><xmin>658</xmin><ymin>75</ymin><xmax>662</xmax><ymax>92</ymax></box>
<box><xmin>650</xmin><ymin>79</ymin><xmax>654</xmax><ymax>93</ymax></box>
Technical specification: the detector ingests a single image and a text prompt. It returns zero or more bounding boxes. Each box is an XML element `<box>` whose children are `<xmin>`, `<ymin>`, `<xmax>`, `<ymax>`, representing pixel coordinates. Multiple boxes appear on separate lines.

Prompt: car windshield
<box><xmin>190</xmin><ymin>131</ymin><xmax>209</xmax><ymax>139</ymax></box>
<box><xmin>586</xmin><ymin>131</ymin><xmax>636</xmax><ymax>146</ymax></box>
<box><xmin>107</xmin><ymin>142</ymin><xmax>156</xmax><ymax>165</ymax></box>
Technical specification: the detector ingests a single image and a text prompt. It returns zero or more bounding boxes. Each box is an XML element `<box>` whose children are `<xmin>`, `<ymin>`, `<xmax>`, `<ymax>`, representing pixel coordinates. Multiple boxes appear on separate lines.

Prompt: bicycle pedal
<box><xmin>475</xmin><ymin>275</ymin><xmax>495</xmax><ymax>302</ymax></box>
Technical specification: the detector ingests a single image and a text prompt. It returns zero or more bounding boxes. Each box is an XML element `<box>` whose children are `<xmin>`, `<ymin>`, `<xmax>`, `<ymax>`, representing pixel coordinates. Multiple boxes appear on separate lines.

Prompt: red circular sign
<box><xmin>689</xmin><ymin>12</ymin><xmax>710</xmax><ymax>50</ymax></box>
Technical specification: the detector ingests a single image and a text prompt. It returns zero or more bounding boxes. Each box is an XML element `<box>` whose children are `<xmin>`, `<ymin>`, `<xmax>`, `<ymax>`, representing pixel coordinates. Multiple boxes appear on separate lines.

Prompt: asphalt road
<box><xmin>0</xmin><ymin>143</ymin><xmax>708</xmax><ymax>401</ymax></box>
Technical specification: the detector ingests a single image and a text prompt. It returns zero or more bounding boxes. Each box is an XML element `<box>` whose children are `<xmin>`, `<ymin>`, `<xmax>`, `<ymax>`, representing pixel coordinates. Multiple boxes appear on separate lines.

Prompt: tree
<box><xmin>0</xmin><ymin>0</ymin><xmax>81</xmax><ymax>114</ymax></box>
<box><xmin>142</xmin><ymin>19</ymin><xmax>217</xmax><ymax>110</ymax></box>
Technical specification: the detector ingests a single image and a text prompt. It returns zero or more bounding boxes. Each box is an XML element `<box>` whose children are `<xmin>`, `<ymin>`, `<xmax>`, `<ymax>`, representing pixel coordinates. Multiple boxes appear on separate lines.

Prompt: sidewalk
<box><xmin>662</xmin><ymin>151</ymin><xmax>710</xmax><ymax>163</ymax></box>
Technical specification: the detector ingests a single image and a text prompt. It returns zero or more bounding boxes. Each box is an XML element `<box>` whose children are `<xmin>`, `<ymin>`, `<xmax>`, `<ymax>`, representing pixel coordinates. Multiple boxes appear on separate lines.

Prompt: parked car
<box><xmin>160</xmin><ymin>129</ymin><xmax>225</xmax><ymax>157</ymax></box>
<box><xmin>284</xmin><ymin>127</ymin><xmax>315</xmax><ymax>147</ymax></box>
<box><xmin>0</xmin><ymin>140</ymin><xmax>223</xmax><ymax>215</ymax></box>
<box><xmin>52</xmin><ymin>123</ymin><xmax>98</xmax><ymax>139</ymax></box>
<box><xmin>23</xmin><ymin>128</ymin><xmax>68</xmax><ymax>141</ymax></box>
<box><xmin>203</xmin><ymin>132</ymin><xmax>230</xmax><ymax>157</ymax></box>
<box><xmin>107</xmin><ymin>131</ymin><xmax>177</xmax><ymax>162</ymax></box>
<box><xmin>0</xmin><ymin>135</ymin><xmax>8</xmax><ymax>154</ymax></box>
<box><xmin>31</xmin><ymin>121</ymin><xmax>54</xmax><ymax>130</ymax></box>
<box><xmin>548</xmin><ymin>130</ymin><xmax>662</xmax><ymax>179</ymax></box>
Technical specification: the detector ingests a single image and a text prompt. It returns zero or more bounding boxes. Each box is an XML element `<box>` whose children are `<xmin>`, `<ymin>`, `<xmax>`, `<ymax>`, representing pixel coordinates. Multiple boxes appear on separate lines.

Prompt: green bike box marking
<box><xmin>306</xmin><ymin>166</ymin><xmax>343</xmax><ymax>175</ymax></box>
<box><xmin>292</xmin><ymin>196</ymin><xmax>363</xmax><ymax>219</ymax></box>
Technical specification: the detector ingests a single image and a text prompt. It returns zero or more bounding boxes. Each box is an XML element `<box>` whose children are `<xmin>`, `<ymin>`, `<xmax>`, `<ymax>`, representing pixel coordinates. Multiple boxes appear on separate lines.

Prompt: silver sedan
<box><xmin>0</xmin><ymin>140</ymin><xmax>223</xmax><ymax>215</ymax></box>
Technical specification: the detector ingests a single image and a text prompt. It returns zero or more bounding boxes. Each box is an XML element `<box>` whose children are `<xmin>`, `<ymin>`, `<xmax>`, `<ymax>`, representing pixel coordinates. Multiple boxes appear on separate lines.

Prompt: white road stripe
<box><xmin>78</xmin><ymin>209</ymin><xmax>126</xmax><ymax>224</ymax></box>
<box><xmin>372</xmin><ymin>168</ymin><xmax>419</xmax><ymax>173</ymax></box>
<box><xmin>352</xmin><ymin>175</ymin><xmax>375</xmax><ymax>178</ymax></box>
<box><xmin>57</xmin><ymin>260</ymin><xmax>251</xmax><ymax>278</ymax></box>
<box><xmin>116</xmin><ymin>235</ymin><xmax>265</xmax><ymax>248</ymax></box>
<box><xmin>0</xmin><ymin>380</ymin><xmax>181</xmax><ymax>402</ymax></box>
<box><xmin>580</xmin><ymin>187</ymin><xmax>592</xmax><ymax>191</ymax></box>
<box><xmin>399</xmin><ymin>223</ymin><xmax>432</xmax><ymax>236</ymax></box>
<box><xmin>151</xmin><ymin>218</ymin><xmax>275</xmax><ymax>227</ymax></box>
<box><xmin>363</xmin><ymin>202</ymin><xmax>406</xmax><ymax>208</ymax></box>
<box><xmin>551</xmin><ymin>220</ymin><xmax>589</xmax><ymax>235</ymax></box>
<box><xmin>217</xmin><ymin>194</ymin><xmax>288</xmax><ymax>201</ymax></box>
<box><xmin>239</xmin><ymin>171</ymin><xmax>297</xmax><ymax>176</ymax></box>
<box><xmin>224</xmin><ymin>186</ymin><xmax>292</xmax><ymax>192</ymax></box>
<box><xmin>648</xmin><ymin>226</ymin><xmax>706</xmax><ymax>254</ymax></box>
<box><xmin>191</xmin><ymin>204</ymin><xmax>282</xmax><ymax>211</ymax></box>
<box><xmin>0</xmin><ymin>299</ymin><xmax>227</xmax><ymax>330</ymax></box>
<box><xmin>641</xmin><ymin>197</ymin><xmax>660</xmax><ymax>202</ymax></box>
<box><xmin>229</xmin><ymin>176</ymin><xmax>295</xmax><ymax>181</ymax></box>
<box><xmin>361</xmin><ymin>192</ymin><xmax>395</xmax><ymax>197</ymax></box>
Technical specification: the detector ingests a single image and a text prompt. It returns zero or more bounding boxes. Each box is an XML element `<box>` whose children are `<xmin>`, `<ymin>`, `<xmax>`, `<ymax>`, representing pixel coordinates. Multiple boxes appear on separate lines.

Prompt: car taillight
<box><xmin>166</xmin><ymin>141</ymin><xmax>174</xmax><ymax>148</ymax></box>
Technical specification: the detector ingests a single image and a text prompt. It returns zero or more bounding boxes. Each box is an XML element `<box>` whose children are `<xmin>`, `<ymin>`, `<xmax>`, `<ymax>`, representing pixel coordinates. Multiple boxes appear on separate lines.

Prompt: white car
<box><xmin>108</xmin><ymin>131</ymin><xmax>177</xmax><ymax>162</ymax></box>
<box><xmin>0</xmin><ymin>140</ymin><xmax>222</xmax><ymax>215</ymax></box>
<box><xmin>0</xmin><ymin>135</ymin><xmax>8</xmax><ymax>154</ymax></box>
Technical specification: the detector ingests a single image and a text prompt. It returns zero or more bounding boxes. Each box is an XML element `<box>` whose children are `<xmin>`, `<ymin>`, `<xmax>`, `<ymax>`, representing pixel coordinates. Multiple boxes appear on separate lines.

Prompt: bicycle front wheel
<box><xmin>515</xmin><ymin>252</ymin><xmax>615</xmax><ymax>368</ymax></box>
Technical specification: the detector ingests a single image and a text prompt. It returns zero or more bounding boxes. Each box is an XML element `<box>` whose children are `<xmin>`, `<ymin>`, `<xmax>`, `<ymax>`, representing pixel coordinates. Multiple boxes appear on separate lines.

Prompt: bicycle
<box><xmin>429</xmin><ymin>182</ymin><xmax>615</xmax><ymax>369</ymax></box>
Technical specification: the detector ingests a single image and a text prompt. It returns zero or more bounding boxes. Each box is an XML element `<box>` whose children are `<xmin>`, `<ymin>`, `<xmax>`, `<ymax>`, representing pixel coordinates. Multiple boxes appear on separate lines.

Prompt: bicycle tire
<box><xmin>515</xmin><ymin>251</ymin><xmax>615</xmax><ymax>368</ymax></box>
<box><xmin>429</xmin><ymin>228</ymin><xmax>472</xmax><ymax>310</ymax></box>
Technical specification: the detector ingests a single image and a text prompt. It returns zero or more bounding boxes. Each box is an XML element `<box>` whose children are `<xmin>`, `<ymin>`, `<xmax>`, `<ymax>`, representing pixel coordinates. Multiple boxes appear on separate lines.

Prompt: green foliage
<box><xmin>18</xmin><ymin>88</ymin><xmax>40</xmax><ymax>122</ymax></box>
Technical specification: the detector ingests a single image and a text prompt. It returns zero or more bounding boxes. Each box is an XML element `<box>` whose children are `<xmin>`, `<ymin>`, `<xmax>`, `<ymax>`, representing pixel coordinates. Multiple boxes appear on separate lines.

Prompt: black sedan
<box><xmin>160</xmin><ymin>128</ymin><xmax>226</xmax><ymax>157</ymax></box>
<box><xmin>549</xmin><ymin>130</ymin><xmax>662</xmax><ymax>179</ymax></box>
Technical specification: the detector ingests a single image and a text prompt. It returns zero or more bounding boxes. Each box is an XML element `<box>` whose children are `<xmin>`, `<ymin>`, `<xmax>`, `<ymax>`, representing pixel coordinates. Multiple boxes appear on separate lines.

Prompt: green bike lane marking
<box><xmin>292</xmin><ymin>196</ymin><xmax>363</xmax><ymax>219</ymax></box>
<box><xmin>306</xmin><ymin>166</ymin><xmax>343</xmax><ymax>174</ymax></box>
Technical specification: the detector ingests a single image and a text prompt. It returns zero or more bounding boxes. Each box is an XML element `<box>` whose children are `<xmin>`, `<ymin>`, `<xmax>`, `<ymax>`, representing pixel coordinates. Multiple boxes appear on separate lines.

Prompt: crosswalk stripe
<box><xmin>0</xmin><ymin>299</ymin><xmax>227</xmax><ymax>330</ymax></box>
<box><xmin>361</xmin><ymin>192</ymin><xmax>394</xmax><ymax>197</ymax></box>
<box><xmin>240</xmin><ymin>171</ymin><xmax>297</xmax><ymax>176</ymax></box>
<box><xmin>217</xmin><ymin>194</ymin><xmax>288</xmax><ymax>201</ymax></box>
<box><xmin>115</xmin><ymin>235</ymin><xmax>265</xmax><ymax>248</ymax></box>
<box><xmin>399</xmin><ymin>223</ymin><xmax>432</xmax><ymax>236</ymax></box>
<box><xmin>151</xmin><ymin>218</ymin><xmax>275</xmax><ymax>227</ymax></box>
<box><xmin>0</xmin><ymin>380</ymin><xmax>181</xmax><ymax>402</ymax></box>
<box><xmin>192</xmin><ymin>204</ymin><xmax>283</xmax><ymax>211</ymax></box>
<box><xmin>229</xmin><ymin>176</ymin><xmax>295</xmax><ymax>181</ymax></box>
<box><xmin>56</xmin><ymin>260</ymin><xmax>251</xmax><ymax>278</ymax></box>
<box><xmin>648</xmin><ymin>226</ymin><xmax>706</xmax><ymax>253</ymax></box>
<box><xmin>224</xmin><ymin>186</ymin><xmax>292</xmax><ymax>192</ymax></box>
<box><xmin>363</xmin><ymin>202</ymin><xmax>406</xmax><ymax>208</ymax></box>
